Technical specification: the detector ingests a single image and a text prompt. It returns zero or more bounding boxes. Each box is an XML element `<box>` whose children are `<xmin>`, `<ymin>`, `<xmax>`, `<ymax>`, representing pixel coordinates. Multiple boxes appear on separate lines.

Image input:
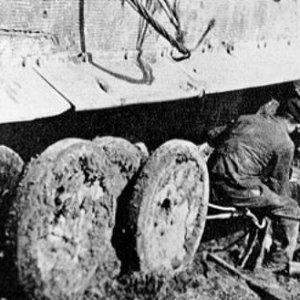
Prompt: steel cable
<box><xmin>126</xmin><ymin>0</ymin><xmax>190</xmax><ymax>56</ymax></box>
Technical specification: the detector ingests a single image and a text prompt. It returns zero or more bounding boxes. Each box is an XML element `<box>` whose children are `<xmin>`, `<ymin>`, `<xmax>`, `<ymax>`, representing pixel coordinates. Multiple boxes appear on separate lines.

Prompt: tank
<box><xmin>0</xmin><ymin>1</ymin><xmax>300</xmax><ymax>299</ymax></box>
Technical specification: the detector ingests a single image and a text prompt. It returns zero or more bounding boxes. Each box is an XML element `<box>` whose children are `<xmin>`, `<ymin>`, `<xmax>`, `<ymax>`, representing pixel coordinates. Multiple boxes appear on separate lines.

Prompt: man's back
<box><xmin>208</xmin><ymin>96</ymin><xmax>300</xmax><ymax>272</ymax></box>
<box><xmin>209</xmin><ymin>114</ymin><xmax>294</xmax><ymax>193</ymax></box>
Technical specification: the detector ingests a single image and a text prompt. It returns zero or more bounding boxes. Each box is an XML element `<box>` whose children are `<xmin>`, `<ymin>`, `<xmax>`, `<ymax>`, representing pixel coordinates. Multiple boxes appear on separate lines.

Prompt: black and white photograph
<box><xmin>1</xmin><ymin>1</ymin><xmax>300</xmax><ymax>299</ymax></box>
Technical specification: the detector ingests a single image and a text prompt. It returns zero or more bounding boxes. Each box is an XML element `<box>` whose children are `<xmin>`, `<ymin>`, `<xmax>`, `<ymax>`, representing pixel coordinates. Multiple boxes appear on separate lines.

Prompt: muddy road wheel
<box><xmin>0</xmin><ymin>146</ymin><xmax>24</xmax><ymax>298</ymax></box>
<box><xmin>0</xmin><ymin>145</ymin><xmax>24</xmax><ymax>209</ymax></box>
<box><xmin>41</xmin><ymin>138</ymin><xmax>85</xmax><ymax>158</ymax></box>
<box><xmin>16</xmin><ymin>138</ymin><xmax>144</xmax><ymax>300</ymax></box>
<box><xmin>93</xmin><ymin>136</ymin><xmax>149</xmax><ymax>165</ymax></box>
<box><xmin>129</xmin><ymin>140</ymin><xmax>209</xmax><ymax>274</ymax></box>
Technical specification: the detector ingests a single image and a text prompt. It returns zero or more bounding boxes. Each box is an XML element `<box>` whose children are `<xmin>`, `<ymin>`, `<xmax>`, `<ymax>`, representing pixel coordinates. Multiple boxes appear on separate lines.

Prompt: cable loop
<box><xmin>127</xmin><ymin>0</ymin><xmax>190</xmax><ymax>60</ymax></box>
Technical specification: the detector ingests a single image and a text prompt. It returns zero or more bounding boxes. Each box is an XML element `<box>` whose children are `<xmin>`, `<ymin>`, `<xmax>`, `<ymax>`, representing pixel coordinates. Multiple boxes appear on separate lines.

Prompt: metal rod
<box><xmin>208</xmin><ymin>203</ymin><xmax>237</xmax><ymax>212</ymax></box>
<box><xmin>274</xmin><ymin>213</ymin><xmax>300</xmax><ymax>222</ymax></box>
<box><xmin>206</xmin><ymin>212</ymin><xmax>240</xmax><ymax>220</ymax></box>
<box><xmin>206</xmin><ymin>253</ymin><xmax>289</xmax><ymax>300</ymax></box>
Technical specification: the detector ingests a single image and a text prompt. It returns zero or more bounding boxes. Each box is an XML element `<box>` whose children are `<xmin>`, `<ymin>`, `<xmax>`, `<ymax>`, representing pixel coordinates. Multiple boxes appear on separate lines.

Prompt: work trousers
<box><xmin>211</xmin><ymin>179</ymin><xmax>300</xmax><ymax>264</ymax></box>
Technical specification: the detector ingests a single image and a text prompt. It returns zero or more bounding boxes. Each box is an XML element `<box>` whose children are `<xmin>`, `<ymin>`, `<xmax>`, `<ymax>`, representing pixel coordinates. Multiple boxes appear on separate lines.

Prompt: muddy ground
<box><xmin>1</xmin><ymin>83</ymin><xmax>300</xmax><ymax>299</ymax></box>
<box><xmin>3</xmin><ymin>220</ymin><xmax>300</xmax><ymax>300</ymax></box>
<box><xmin>75</xmin><ymin>218</ymin><xmax>300</xmax><ymax>300</ymax></box>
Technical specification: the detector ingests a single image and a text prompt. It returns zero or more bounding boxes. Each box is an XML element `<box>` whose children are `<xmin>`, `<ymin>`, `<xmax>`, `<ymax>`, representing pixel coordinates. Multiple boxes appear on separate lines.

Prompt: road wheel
<box><xmin>16</xmin><ymin>138</ymin><xmax>143</xmax><ymax>299</ymax></box>
<box><xmin>41</xmin><ymin>138</ymin><xmax>84</xmax><ymax>158</ymax></box>
<box><xmin>93</xmin><ymin>136</ymin><xmax>149</xmax><ymax>165</ymax></box>
<box><xmin>0</xmin><ymin>145</ymin><xmax>24</xmax><ymax>209</ymax></box>
<box><xmin>128</xmin><ymin>139</ymin><xmax>209</xmax><ymax>274</ymax></box>
<box><xmin>0</xmin><ymin>146</ymin><xmax>24</xmax><ymax>298</ymax></box>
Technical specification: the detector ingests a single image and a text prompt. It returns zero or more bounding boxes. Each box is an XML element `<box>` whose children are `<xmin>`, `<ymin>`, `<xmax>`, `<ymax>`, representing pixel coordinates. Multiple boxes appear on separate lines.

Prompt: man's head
<box><xmin>271</xmin><ymin>84</ymin><xmax>300</xmax><ymax>152</ymax></box>
<box><xmin>275</xmin><ymin>81</ymin><xmax>300</xmax><ymax>129</ymax></box>
<box><xmin>285</xmin><ymin>96</ymin><xmax>300</xmax><ymax>125</ymax></box>
<box><xmin>273</xmin><ymin>80</ymin><xmax>300</xmax><ymax>155</ymax></box>
<box><xmin>283</xmin><ymin>92</ymin><xmax>300</xmax><ymax>145</ymax></box>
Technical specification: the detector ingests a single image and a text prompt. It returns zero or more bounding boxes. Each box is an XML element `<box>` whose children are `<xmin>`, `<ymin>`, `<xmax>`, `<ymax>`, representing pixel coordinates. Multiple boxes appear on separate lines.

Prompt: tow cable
<box><xmin>126</xmin><ymin>0</ymin><xmax>215</xmax><ymax>61</ymax></box>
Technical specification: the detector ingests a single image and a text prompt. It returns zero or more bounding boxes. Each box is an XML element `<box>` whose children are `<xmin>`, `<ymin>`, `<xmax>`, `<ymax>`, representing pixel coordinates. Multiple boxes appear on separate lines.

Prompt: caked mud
<box><xmin>1</xmin><ymin>138</ymin><xmax>145</xmax><ymax>300</ymax></box>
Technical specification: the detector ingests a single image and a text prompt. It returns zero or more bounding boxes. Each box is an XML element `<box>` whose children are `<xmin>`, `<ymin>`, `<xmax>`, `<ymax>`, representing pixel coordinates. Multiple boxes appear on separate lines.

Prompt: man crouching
<box><xmin>208</xmin><ymin>85</ymin><xmax>300</xmax><ymax>273</ymax></box>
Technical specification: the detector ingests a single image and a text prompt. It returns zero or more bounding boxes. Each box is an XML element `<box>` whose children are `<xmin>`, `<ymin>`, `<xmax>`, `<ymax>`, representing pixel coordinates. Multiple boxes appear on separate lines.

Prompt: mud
<box><xmin>1</xmin><ymin>84</ymin><xmax>300</xmax><ymax>299</ymax></box>
<box><xmin>1</xmin><ymin>139</ymin><xmax>145</xmax><ymax>300</ymax></box>
<box><xmin>0</xmin><ymin>146</ymin><xmax>24</xmax><ymax>300</ymax></box>
<box><xmin>122</xmin><ymin>140</ymin><xmax>209</xmax><ymax>274</ymax></box>
<box><xmin>2</xmin><ymin>174</ymin><xmax>300</xmax><ymax>300</ymax></box>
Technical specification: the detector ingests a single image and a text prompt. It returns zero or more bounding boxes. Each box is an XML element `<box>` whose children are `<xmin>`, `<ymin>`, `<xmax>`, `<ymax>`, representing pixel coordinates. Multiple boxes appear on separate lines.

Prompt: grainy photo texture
<box><xmin>1</xmin><ymin>1</ymin><xmax>300</xmax><ymax>300</ymax></box>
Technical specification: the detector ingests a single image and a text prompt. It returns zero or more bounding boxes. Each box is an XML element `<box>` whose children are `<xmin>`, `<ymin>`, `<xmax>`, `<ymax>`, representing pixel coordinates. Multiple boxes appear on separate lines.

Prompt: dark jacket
<box><xmin>208</xmin><ymin>114</ymin><xmax>294</xmax><ymax>197</ymax></box>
